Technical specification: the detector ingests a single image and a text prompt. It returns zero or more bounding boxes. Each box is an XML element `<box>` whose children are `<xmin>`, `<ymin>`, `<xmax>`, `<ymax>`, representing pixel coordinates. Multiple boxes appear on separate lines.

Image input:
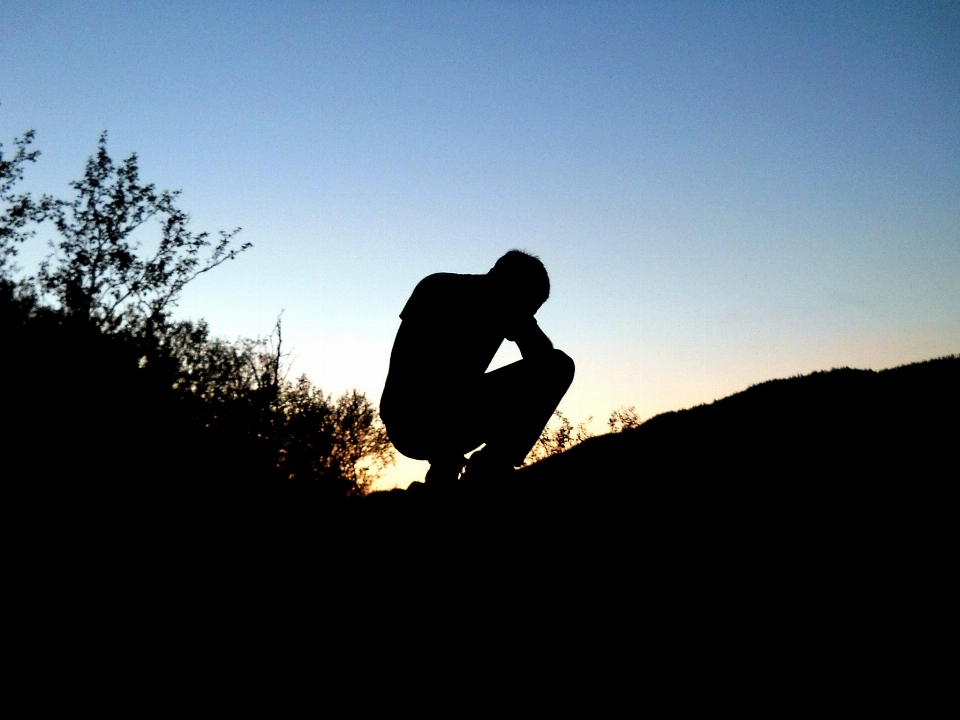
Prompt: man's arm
<box><xmin>508</xmin><ymin>315</ymin><xmax>554</xmax><ymax>359</ymax></box>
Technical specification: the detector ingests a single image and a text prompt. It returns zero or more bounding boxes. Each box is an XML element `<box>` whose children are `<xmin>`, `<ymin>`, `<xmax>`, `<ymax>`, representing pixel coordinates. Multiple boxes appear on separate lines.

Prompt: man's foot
<box><xmin>424</xmin><ymin>456</ymin><xmax>466</xmax><ymax>486</ymax></box>
<box><xmin>461</xmin><ymin>449</ymin><xmax>516</xmax><ymax>485</ymax></box>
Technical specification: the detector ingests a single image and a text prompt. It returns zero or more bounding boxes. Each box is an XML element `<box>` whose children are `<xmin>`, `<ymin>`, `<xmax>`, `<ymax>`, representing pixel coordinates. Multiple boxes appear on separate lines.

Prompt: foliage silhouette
<box><xmin>0</xmin><ymin>126</ymin><xmax>40</xmax><ymax>272</ymax></box>
<box><xmin>522</xmin><ymin>405</ymin><xmax>639</xmax><ymax>465</ymax></box>
<box><xmin>35</xmin><ymin>132</ymin><xmax>250</xmax><ymax>332</ymax></box>
<box><xmin>1</xmin><ymin>126</ymin><xmax>393</xmax><ymax>501</ymax></box>
<box><xmin>525</xmin><ymin>410</ymin><xmax>594</xmax><ymax>465</ymax></box>
<box><xmin>280</xmin><ymin>379</ymin><xmax>393</xmax><ymax>496</ymax></box>
<box><xmin>161</xmin><ymin>317</ymin><xmax>394</xmax><ymax>497</ymax></box>
<box><xmin>607</xmin><ymin>405</ymin><xmax>641</xmax><ymax>433</ymax></box>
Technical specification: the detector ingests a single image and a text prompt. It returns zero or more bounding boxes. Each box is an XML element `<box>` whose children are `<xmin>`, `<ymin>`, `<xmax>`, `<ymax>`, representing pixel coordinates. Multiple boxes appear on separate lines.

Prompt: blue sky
<box><xmin>2</xmin><ymin>1</ymin><xmax>958</xmax><ymax>487</ymax></box>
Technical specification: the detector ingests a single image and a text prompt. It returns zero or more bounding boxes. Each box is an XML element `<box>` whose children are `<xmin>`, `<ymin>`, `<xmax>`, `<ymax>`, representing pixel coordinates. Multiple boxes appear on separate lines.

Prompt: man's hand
<box><xmin>509</xmin><ymin>316</ymin><xmax>554</xmax><ymax>359</ymax></box>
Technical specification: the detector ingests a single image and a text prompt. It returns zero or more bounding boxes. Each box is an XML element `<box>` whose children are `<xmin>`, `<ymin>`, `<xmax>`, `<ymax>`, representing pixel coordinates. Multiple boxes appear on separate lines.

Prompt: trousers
<box><xmin>383</xmin><ymin>349</ymin><xmax>575</xmax><ymax>468</ymax></box>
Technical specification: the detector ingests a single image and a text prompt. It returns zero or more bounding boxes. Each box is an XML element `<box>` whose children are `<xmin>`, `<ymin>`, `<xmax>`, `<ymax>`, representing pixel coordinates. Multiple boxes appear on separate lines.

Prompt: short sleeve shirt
<box><xmin>381</xmin><ymin>273</ymin><xmax>535</xmax><ymax>417</ymax></box>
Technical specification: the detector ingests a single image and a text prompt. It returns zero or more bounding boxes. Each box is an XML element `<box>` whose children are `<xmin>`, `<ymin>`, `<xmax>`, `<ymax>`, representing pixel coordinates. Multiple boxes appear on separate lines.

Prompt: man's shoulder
<box><xmin>416</xmin><ymin>272</ymin><xmax>483</xmax><ymax>290</ymax></box>
<box><xmin>400</xmin><ymin>273</ymin><xmax>486</xmax><ymax>319</ymax></box>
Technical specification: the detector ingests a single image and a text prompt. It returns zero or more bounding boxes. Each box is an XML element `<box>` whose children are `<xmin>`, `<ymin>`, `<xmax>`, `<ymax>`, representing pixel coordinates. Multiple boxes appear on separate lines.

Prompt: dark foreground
<box><xmin>15</xmin><ymin>354</ymin><xmax>957</xmax><ymax>546</ymax></box>
<box><xmin>10</xmin><ymin>356</ymin><xmax>957</xmax><ymax>666</ymax></box>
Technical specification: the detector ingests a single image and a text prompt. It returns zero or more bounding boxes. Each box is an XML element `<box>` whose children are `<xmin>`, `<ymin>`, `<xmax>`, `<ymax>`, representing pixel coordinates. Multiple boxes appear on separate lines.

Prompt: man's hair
<box><xmin>491</xmin><ymin>249</ymin><xmax>550</xmax><ymax>306</ymax></box>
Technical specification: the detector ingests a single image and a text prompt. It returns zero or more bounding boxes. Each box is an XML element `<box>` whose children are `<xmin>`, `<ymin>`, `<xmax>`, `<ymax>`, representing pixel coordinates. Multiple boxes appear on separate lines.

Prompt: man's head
<box><xmin>489</xmin><ymin>249</ymin><xmax>550</xmax><ymax>314</ymax></box>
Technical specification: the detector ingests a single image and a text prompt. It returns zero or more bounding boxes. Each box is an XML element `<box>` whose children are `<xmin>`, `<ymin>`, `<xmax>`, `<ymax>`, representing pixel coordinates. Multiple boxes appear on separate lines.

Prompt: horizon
<box><xmin>2</xmin><ymin>1</ymin><xmax>957</xmax><ymax>489</ymax></box>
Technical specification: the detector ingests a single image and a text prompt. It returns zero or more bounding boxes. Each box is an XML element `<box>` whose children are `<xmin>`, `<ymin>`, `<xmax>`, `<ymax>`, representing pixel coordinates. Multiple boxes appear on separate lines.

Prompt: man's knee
<box><xmin>546</xmin><ymin>349</ymin><xmax>575</xmax><ymax>387</ymax></box>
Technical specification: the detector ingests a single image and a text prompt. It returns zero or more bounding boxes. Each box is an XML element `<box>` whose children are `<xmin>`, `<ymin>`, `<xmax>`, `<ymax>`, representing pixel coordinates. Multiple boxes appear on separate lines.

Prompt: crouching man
<box><xmin>380</xmin><ymin>250</ymin><xmax>575</xmax><ymax>486</ymax></box>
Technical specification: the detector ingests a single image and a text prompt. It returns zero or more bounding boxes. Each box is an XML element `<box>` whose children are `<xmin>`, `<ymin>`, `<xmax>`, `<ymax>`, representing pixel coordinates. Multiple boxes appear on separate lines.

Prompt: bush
<box><xmin>1</xmin><ymin>126</ymin><xmax>393</xmax><ymax>498</ymax></box>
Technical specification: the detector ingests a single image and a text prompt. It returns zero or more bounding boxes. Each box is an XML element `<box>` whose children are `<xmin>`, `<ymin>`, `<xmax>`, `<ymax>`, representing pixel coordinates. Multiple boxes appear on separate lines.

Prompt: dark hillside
<box><xmin>9</xmin><ymin>347</ymin><xmax>955</xmax><ymax>564</ymax></box>
<box><xmin>523</xmin><ymin>353</ymin><xmax>957</xmax><ymax>489</ymax></box>
<box><xmin>344</xmin><ymin>355</ymin><xmax>957</xmax><ymax>643</ymax></box>
<box><xmin>360</xmin><ymin>355</ymin><xmax>957</xmax><ymax>552</ymax></box>
<box><xmin>11</xmin><ymin>353</ymin><xmax>955</xmax><ymax>650</ymax></box>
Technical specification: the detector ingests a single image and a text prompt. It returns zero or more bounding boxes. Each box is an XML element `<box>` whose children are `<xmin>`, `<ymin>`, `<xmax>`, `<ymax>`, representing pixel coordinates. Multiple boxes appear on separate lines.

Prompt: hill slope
<box><xmin>522</xmin><ymin>353</ymin><xmax>957</xmax><ymax>488</ymax></box>
<box><xmin>364</xmin><ymin>354</ymin><xmax>957</xmax><ymax>531</ymax></box>
<box><xmin>347</xmin><ymin>355</ymin><xmax>957</xmax><ymax>612</ymax></box>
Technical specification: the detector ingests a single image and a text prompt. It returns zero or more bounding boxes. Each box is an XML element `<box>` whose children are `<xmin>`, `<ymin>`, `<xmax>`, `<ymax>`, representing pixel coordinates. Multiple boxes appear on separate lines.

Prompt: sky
<box><xmin>2</xmin><ymin>1</ymin><xmax>958</xmax><ymax>489</ymax></box>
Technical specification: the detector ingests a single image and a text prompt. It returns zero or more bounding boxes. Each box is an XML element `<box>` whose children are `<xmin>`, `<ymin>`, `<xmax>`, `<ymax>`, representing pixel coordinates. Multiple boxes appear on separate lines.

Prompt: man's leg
<box><xmin>384</xmin><ymin>350</ymin><xmax>574</xmax><ymax>484</ymax></box>
<box><xmin>384</xmin><ymin>393</ymin><xmax>488</xmax><ymax>486</ymax></box>
<box><xmin>468</xmin><ymin>349</ymin><xmax>575</xmax><ymax>473</ymax></box>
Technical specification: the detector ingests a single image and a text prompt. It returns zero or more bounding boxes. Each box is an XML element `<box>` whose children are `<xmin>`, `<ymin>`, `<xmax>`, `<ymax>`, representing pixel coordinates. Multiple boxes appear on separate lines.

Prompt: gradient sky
<box><xmin>2</xmin><ymin>1</ymin><xmax>958</xmax><ymax>488</ymax></box>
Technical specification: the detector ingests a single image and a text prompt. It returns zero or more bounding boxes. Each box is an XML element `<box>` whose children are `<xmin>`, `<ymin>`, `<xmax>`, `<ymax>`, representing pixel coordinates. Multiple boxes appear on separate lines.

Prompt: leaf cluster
<box><xmin>1</xmin><ymin>124</ymin><xmax>393</xmax><ymax>497</ymax></box>
<box><xmin>525</xmin><ymin>405</ymin><xmax>642</xmax><ymax>466</ymax></box>
<box><xmin>526</xmin><ymin>410</ymin><xmax>595</xmax><ymax>465</ymax></box>
<box><xmin>607</xmin><ymin>405</ymin><xmax>641</xmax><ymax>433</ymax></box>
<box><xmin>34</xmin><ymin>132</ymin><xmax>250</xmax><ymax>331</ymax></box>
<box><xmin>0</xmin><ymin>128</ymin><xmax>40</xmax><ymax>271</ymax></box>
<box><xmin>164</xmin><ymin>318</ymin><xmax>395</xmax><ymax>495</ymax></box>
<box><xmin>280</xmin><ymin>379</ymin><xmax>393</xmax><ymax>496</ymax></box>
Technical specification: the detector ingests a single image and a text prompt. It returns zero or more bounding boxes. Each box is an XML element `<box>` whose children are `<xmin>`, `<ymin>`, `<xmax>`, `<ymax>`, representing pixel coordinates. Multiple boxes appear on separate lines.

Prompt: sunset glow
<box><xmin>3</xmin><ymin>1</ymin><xmax>957</xmax><ymax>490</ymax></box>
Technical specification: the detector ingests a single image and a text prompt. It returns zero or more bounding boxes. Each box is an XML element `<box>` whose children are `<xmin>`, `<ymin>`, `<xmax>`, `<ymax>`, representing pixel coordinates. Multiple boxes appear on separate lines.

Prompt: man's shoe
<box><xmin>424</xmin><ymin>456</ymin><xmax>466</xmax><ymax>486</ymax></box>
<box><xmin>461</xmin><ymin>449</ymin><xmax>515</xmax><ymax>485</ymax></box>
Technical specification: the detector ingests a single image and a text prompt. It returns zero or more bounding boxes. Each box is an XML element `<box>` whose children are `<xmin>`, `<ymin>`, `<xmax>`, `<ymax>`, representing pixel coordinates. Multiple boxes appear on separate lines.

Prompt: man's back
<box><xmin>382</xmin><ymin>273</ymin><xmax>528</xmax><ymax>403</ymax></box>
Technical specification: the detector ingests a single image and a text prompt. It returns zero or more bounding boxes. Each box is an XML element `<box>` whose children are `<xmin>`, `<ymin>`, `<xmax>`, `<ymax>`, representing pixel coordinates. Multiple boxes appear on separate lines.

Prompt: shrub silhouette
<box><xmin>607</xmin><ymin>405</ymin><xmax>641</xmax><ymax>433</ymax></box>
<box><xmin>525</xmin><ymin>410</ymin><xmax>594</xmax><ymax>465</ymax></box>
<box><xmin>280</xmin><ymin>379</ymin><xmax>392</xmax><ymax>496</ymax></box>
<box><xmin>0</xmin><ymin>126</ymin><xmax>393</xmax><ymax>500</ymax></box>
<box><xmin>35</xmin><ymin>132</ymin><xmax>250</xmax><ymax>332</ymax></box>
<box><xmin>0</xmin><ymin>125</ymin><xmax>39</xmax><ymax>272</ymax></box>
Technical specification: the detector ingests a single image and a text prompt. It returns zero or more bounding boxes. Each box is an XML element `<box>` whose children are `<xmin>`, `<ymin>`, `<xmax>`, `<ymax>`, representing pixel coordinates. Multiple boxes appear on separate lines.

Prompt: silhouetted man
<box><xmin>380</xmin><ymin>250</ymin><xmax>575</xmax><ymax>485</ymax></box>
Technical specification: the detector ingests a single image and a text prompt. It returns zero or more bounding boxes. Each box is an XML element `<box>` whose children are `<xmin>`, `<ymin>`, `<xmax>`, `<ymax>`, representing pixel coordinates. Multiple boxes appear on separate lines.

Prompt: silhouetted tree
<box><xmin>0</xmin><ymin>126</ymin><xmax>40</xmax><ymax>273</ymax></box>
<box><xmin>324</xmin><ymin>388</ymin><xmax>394</xmax><ymax>493</ymax></box>
<box><xmin>35</xmin><ymin>132</ymin><xmax>249</xmax><ymax>331</ymax></box>
<box><xmin>1</xmin><ymin>126</ymin><xmax>393</xmax><ymax>498</ymax></box>
<box><xmin>279</xmin><ymin>378</ymin><xmax>393</xmax><ymax>496</ymax></box>
<box><xmin>165</xmin><ymin>316</ymin><xmax>394</xmax><ymax>494</ymax></box>
<box><xmin>526</xmin><ymin>410</ymin><xmax>594</xmax><ymax>465</ymax></box>
<box><xmin>522</xmin><ymin>405</ymin><xmax>640</xmax><ymax>466</ymax></box>
<box><xmin>607</xmin><ymin>405</ymin><xmax>641</xmax><ymax>433</ymax></box>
